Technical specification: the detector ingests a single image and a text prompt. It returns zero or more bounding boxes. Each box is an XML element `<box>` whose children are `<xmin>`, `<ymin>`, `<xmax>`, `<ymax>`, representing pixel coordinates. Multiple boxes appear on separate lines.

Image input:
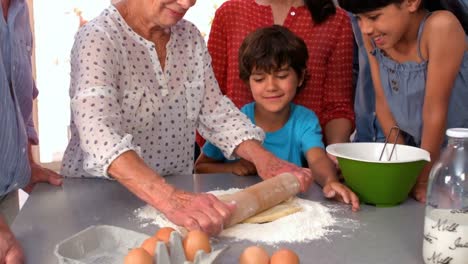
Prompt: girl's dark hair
<box><xmin>338</xmin><ymin>0</ymin><xmax>406</xmax><ymax>14</ymax></box>
<box><xmin>305</xmin><ymin>0</ymin><xmax>336</xmax><ymax>24</ymax></box>
<box><xmin>239</xmin><ymin>25</ymin><xmax>309</xmax><ymax>93</ymax></box>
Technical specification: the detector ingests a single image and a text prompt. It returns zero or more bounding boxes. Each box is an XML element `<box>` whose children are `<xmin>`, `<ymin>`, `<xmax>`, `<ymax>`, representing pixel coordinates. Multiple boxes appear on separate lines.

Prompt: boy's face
<box><xmin>355</xmin><ymin>1</ymin><xmax>418</xmax><ymax>49</ymax></box>
<box><xmin>249</xmin><ymin>65</ymin><xmax>303</xmax><ymax>114</ymax></box>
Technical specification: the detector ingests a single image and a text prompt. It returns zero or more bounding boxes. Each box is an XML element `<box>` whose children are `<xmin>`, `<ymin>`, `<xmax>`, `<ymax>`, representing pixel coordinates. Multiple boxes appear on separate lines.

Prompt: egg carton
<box><xmin>54</xmin><ymin>225</ymin><xmax>227</xmax><ymax>264</ymax></box>
<box><xmin>155</xmin><ymin>231</ymin><xmax>228</xmax><ymax>264</ymax></box>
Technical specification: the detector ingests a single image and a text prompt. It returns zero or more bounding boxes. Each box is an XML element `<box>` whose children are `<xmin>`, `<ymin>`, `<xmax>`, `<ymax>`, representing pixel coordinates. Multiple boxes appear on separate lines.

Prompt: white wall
<box><xmin>185</xmin><ymin>0</ymin><xmax>228</xmax><ymax>40</ymax></box>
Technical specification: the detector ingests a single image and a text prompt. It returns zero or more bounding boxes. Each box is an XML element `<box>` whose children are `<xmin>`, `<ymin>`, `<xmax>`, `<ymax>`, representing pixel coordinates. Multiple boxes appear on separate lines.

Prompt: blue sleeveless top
<box><xmin>371</xmin><ymin>13</ymin><xmax>468</xmax><ymax>146</ymax></box>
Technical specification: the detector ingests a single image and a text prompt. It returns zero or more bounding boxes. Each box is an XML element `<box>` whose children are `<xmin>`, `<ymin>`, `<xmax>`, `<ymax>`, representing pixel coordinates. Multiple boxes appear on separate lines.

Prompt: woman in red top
<box><xmin>204</xmin><ymin>0</ymin><xmax>354</xmax><ymax>146</ymax></box>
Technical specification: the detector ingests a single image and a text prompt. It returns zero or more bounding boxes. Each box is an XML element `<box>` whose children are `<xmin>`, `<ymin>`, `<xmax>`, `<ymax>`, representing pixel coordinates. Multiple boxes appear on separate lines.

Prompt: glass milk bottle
<box><xmin>423</xmin><ymin>128</ymin><xmax>468</xmax><ymax>264</ymax></box>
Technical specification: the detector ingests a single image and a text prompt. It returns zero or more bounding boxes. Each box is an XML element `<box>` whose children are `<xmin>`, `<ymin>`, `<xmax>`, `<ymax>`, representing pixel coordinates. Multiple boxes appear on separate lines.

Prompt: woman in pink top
<box><xmin>204</xmin><ymin>0</ymin><xmax>355</xmax><ymax>146</ymax></box>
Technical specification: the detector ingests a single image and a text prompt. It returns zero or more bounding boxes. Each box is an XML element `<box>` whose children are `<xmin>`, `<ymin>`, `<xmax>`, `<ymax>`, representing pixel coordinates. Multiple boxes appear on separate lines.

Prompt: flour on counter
<box><xmin>134</xmin><ymin>188</ymin><xmax>348</xmax><ymax>244</ymax></box>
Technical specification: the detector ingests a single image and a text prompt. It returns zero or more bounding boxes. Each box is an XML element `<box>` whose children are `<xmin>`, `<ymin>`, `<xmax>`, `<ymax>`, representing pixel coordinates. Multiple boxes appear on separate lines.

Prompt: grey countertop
<box><xmin>11</xmin><ymin>174</ymin><xmax>426</xmax><ymax>264</ymax></box>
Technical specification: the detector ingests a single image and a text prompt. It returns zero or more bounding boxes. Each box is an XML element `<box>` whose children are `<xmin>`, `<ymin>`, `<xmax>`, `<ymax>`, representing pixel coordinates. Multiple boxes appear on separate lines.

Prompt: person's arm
<box><xmin>232</xmin><ymin>140</ymin><xmax>314</xmax><ymax>192</ymax></box>
<box><xmin>22</xmin><ymin>142</ymin><xmax>63</xmax><ymax>193</ymax></box>
<box><xmin>413</xmin><ymin>11</ymin><xmax>466</xmax><ymax>202</ymax></box>
<box><xmin>361</xmin><ymin>22</ymin><xmax>405</xmax><ymax>145</ymax></box>
<box><xmin>22</xmin><ymin>86</ymin><xmax>63</xmax><ymax>193</ymax></box>
<box><xmin>194</xmin><ymin>153</ymin><xmax>229</xmax><ymax>174</ymax></box>
<box><xmin>322</xmin><ymin>10</ymin><xmax>355</xmax><ymax>144</ymax></box>
<box><xmin>194</xmin><ymin>141</ymin><xmax>256</xmax><ymax>176</ymax></box>
<box><xmin>0</xmin><ymin>215</ymin><xmax>23</xmax><ymax>263</ymax></box>
<box><xmin>305</xmin><ymin>148</ymin><xmax>360</xmax><ymax>211</ymax></box>
<box><xmin>18</xmin><ymin>5</ymin><xmax>62</xmax><ymax>192</ymax></box>
<box><xmin>108</xmin><ymin>151</ymin><xmax>234</xmax><ymax>236</ymax></box>
<box><xmin>303</xmin><ymin>108</ymin><xmax>358</xmax><ymax>210</ymax></box>
<box><xmin>195</xmin><ymin>153</ymin><xmax>257</xmax><ymax>176</ymax></box>
<box><xmin>324</xmin><ymin>118</ymin><xmax>353</xmax><ymax>144</ymax></box>
<box><xmin>24</xmin><ymin>3</ymin><xmax>39</xmax><ymax>146</ymax></box>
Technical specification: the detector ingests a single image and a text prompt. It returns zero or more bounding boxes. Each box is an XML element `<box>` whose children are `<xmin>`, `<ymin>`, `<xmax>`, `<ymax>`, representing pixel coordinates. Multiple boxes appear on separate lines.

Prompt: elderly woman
<box><xmin>61</xmin><ymin>0</ymin><xmax>312</xmax><ymax>236</ymax></box>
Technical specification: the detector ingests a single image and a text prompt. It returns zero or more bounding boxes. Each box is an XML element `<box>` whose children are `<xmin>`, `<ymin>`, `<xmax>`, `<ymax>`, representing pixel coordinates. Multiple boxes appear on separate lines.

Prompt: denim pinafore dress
<box><xmin>371</xmin><ymin>13</ymin><xmax>468</xmax><ymax>146</ymax></box>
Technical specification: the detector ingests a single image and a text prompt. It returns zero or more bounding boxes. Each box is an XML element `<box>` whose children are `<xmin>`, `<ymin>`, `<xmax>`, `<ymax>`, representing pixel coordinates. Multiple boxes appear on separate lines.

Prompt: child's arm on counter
<box><xmin>306</xmin><ymin>148</ymin><xmax>360</xmax><ymax>211</ymax></box>
<box><xmin>195</xmin><ymin>152</ymin><xmax>257</xmax><ymax>176</ymax></box>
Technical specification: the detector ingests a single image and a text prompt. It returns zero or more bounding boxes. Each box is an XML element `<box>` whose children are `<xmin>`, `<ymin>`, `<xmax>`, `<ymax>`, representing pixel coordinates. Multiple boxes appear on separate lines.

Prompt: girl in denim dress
<box><xmin>339</xmin><ymin>0</ymin><xmax>468</xmax><ymax>202</ymax></box>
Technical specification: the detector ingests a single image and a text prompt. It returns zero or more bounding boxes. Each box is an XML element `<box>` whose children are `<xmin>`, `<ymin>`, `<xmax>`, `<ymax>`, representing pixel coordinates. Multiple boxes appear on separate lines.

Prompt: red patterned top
<box><xmin>207</xmin><ymin>0</ymin><xmax>355</xmax><ymax>130</ymax></box>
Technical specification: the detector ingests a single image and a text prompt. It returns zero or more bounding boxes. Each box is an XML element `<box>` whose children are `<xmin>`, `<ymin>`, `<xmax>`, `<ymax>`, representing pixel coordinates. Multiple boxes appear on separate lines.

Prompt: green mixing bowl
<box><xmin>326</xmin><ymin>143</ymin><xmax>430</xmax><ymax>207</ymax></box>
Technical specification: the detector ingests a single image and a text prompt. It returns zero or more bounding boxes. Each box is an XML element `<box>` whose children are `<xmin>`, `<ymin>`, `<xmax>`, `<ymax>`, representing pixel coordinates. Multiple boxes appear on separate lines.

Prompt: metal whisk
<box><xmin>379</xmin><ymin>126</ymin><xmax>401</xmax><ymax>161</ymax></box>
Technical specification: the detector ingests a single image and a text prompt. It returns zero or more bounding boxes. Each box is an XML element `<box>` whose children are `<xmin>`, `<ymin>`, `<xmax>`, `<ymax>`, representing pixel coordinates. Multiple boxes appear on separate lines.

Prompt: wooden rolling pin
<box><xmin>219</xmin><ymin>173</ymin><xmax>301</xmax><ymax>227</ymax></box>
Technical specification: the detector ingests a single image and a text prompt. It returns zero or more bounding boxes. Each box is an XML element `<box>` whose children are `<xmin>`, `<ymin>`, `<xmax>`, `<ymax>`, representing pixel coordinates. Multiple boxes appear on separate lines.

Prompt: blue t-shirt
<box><xmin>202</xmin><ymin>103</ymin><xmax>324</xmax><ymax>167</ymax></box>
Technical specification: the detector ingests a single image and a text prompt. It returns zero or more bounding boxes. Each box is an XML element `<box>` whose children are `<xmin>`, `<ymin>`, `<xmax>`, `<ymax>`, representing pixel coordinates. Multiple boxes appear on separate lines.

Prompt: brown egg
<box><xmin>124</xmin><ymin>248</ymin><xmax>153</xmax><ymax>264</ymax></box>
<box><xmin>271</xmin><ymin>248</ymin><xmax>300</xmax><ymax>264</ymax></box>
<box><xmin>182</xmin><ymin>230</ymin><xmax>211</xmax><ymax>261</ymax></box>
<box><xmin>154</xmin><ymin>227</ymin><xmax>175</xmax><ymax>244</ymax></box>
<box><xmin>141</xmin><ymin>236</ymin><xmax>159</xmax><ymax>256</ymax></box>
<box><xmin>239</xmin><ymin>246</ymin><xmax>270</xmax><ymax>264</ymax></box>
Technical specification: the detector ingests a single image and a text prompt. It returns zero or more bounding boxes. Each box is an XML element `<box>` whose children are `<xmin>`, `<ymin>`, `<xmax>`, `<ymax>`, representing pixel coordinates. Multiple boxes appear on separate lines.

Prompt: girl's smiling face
<box><xmin>249</xmin><ymin>65</ymin><xmax>304</xmax><ymax>114</ymax></box>
<box><xmin>355</xmin><ymin>1</ymin><xmax>420</xmax><ymax>49</ymax></box>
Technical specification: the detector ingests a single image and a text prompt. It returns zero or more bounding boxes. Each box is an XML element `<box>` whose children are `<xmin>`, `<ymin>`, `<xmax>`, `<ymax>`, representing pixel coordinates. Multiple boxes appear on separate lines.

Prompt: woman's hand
<box><xmin>24</xmin><ymin>161</ymin><xmax>63</xmax><ymax>193</ymax></box>
<box><xmin>234</xmin><ymin>140</ymin><xmax>314</xmax><ymax>192</ymax></box>
<box><xmin>25</xmin><ymin>143</ymin><xmax>63</xmax><ymax>193</ymax></box>
<box><xmin>322</xmin><ymin>181</ymin><xmax>360</xmax><ymax>211</ymax></box>
<box><xmin>109</xmin><ymin>151</ymin><xmax>236</xmax><ymax>236</ymax></box>
<box><xmin>255</xmin><ymin>155</ymin><xmax>314</xmax><ymax>193</ymax></box>
<box><xmin>157</xmin><ymin>191</ymin><xmax>235</xmax><ymax>236</ymax></box>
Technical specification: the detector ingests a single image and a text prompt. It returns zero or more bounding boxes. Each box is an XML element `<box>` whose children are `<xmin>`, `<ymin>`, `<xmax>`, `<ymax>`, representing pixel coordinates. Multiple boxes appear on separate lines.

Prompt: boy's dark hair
<box><xmin>238</xmin><ymin>25</ymin><xmax>309</xmax><ymax>93</ymax></box>
<box><xmin>305</xmin><ymin>0</ymin><xmax>336</xmax><ymax>24</ymax></box>
<box><xmin>338</xmin><ymin>0</ymin><xmax>423</xmax><ymax>14</ymax></box>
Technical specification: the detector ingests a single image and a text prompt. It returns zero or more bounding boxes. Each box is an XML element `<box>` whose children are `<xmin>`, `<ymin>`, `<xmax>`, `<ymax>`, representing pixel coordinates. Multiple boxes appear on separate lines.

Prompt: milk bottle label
<box><xmin>423</xmin><ymin>208</ymin><xmax>468</xmax><ymax>264</ymax></box>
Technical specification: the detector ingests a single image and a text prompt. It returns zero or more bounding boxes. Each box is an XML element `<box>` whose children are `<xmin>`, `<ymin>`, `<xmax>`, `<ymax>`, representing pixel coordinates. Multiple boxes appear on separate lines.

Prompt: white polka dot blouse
<box><xmin>61</xmin><ymin>6</ymin><xmax>264</xmax><ymax>178</ymax></box>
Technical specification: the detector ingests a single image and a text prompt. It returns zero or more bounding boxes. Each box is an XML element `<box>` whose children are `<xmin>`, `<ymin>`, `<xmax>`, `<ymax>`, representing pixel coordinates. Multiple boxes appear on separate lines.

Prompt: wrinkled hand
<box><xmin>230</xmin><ymin>159</ymin><xmax>257</xmax><ymax>176</ymax></box>
<box><xmin>256</xmin><ymin>155</ymin><xmax>314</xmax><ymax>193</ymax></box>
<box><xmin>158</xmin><ymin>190</ymin><xmax>236</xmax><ymax>236</ymax></box>
<box><xmin>323</xmin><ymin>181</ymin><xmax>360</xmax><ymax>211</ymax></box>
<box><xmin>24</xmin><ymin>162</ymin><xmax>63</xmax><ymax>193</ymax></box>
<box><xmin>0</xmin><ymin>218</ymin><xmax>24</xmax><ymax>264</ymax></box>
<box><xmin>411</xmin><ymin>182</ymin><xmax>427</xmax><ymax>203</ymax></box>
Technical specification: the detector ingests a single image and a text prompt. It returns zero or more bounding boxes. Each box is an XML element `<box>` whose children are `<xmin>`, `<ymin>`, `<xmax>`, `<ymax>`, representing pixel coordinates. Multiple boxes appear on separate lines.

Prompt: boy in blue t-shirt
<box><xmin>195</xmin><ymin>25</ymin><xmax>359</xmax><ymax>211</ymax></box>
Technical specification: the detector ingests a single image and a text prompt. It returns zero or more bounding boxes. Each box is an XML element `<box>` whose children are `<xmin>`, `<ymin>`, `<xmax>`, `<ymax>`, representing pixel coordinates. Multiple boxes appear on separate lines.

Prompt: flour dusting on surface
<box><xmin>135</xmin><ymin>188</ymin><xmax>355</xmax><ymax>244</ymax></box>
